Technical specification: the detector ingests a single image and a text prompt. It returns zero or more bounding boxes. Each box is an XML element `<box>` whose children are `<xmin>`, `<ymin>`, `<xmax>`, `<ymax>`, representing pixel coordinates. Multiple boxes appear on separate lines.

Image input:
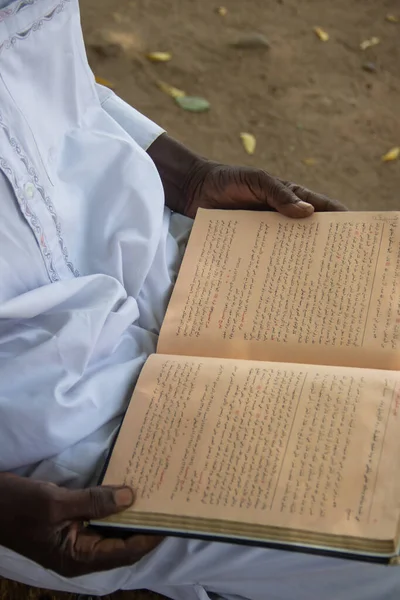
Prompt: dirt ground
<box><xmin>82</xmin><ymin>0</ymin><xmax>399</xmax><ymax>212</ymax></box>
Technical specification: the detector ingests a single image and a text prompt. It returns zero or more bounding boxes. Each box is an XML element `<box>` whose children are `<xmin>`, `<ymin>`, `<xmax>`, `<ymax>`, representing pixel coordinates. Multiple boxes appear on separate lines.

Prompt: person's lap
<box><xmin>2</xmin><ymin>217</ymin><xmax>398</xmax><ymax>600</ymax></box>
<box><xmin>1</xmin><ymin>536</ymin><xmax>399</xmax><ymax>600</ymax></box>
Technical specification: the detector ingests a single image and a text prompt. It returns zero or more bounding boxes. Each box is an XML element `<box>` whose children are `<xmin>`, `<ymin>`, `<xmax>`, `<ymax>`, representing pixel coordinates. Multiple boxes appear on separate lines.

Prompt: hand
<box><xmin>0</xmin><ymin>473</ymin><xmax>162</xmax><ymax>576</ymax></box>
<box><xmin>147</xmin><ymin>134</ymin><xmax>348</xmax><ymax>218</ymax></box>
<box><xmin>183</xmin><ymin>161</ymin><xmax>348</xmax><ymax>219</ymax></box>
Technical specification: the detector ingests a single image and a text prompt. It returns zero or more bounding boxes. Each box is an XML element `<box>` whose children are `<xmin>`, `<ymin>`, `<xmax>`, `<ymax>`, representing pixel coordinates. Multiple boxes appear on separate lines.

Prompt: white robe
<box><xmin>0</xmin><ymin>1</ymin><xmax>399</xmax><ymax>598</ymax></box>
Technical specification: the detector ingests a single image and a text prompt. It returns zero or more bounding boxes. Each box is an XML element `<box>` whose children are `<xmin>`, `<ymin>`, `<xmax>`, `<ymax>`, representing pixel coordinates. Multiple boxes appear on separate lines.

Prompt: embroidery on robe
<box><xmin>0</xmin><ymin>156</ymin><xmax>60</xmax><ymax>282</ymax></box>
<box><xmin>0</xmin><ymin>0</ymin><xmax>37</xmax><ymax>22</ymax></box>
<box><xmin>0</xmin><ymin>0</ymin><xmax>70</xmax><ymax>53</ymax></box>
<box><xmin>0</xmin><ymin>111</ymin><xmax>79</xmax><ymax>277</ymax></box>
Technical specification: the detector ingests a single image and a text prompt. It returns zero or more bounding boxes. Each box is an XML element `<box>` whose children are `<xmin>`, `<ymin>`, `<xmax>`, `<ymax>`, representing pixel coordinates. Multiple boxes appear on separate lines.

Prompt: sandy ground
<box><xmin>82</xmin><ymin>0</ymin><xmax>399</xmax><ymax>212</ymax></box>
<box><xmin>2</xmin><ymin>1</ymin><xmax>399</xmax><ymax>599</ymax></box>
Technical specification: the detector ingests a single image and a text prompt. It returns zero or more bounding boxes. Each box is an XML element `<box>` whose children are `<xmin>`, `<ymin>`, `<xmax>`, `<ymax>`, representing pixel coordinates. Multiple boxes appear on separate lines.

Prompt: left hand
<box><xmin>147</xmin><ymin>134</ymin><xmax>348</xmax><ymax>218</ymax></box>
<box><xmin>183</xmin><ymin>161</ymin><xmax>348</xmax><ymax>219</ymax></box>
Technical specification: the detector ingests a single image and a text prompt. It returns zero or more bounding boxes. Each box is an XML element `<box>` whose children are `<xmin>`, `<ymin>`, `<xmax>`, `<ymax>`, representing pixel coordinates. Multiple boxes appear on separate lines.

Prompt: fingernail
<box><xmin>297</xmin><ymin>200</ymin><xmax>313</xmax><ymax>211</ymax></box>
<box><xmin>114</xmin><ymin>487</ymin><xmax>134</xmax><ymax>507</ymax></box>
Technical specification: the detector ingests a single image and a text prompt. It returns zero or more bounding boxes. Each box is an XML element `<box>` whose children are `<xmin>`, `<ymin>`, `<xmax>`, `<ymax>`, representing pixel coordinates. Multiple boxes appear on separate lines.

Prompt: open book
<box><xmin>94</xmin><ymin>209</ymin><xmax>400</xmax><ymax>563</ymax></box>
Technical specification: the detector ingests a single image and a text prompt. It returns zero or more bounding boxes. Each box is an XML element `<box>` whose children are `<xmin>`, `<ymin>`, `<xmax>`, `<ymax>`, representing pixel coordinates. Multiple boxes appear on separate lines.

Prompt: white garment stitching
<box><xmin>0</xmin><ymin>111</ymin><xmax>79</xmax><ymax>277</ymax></box>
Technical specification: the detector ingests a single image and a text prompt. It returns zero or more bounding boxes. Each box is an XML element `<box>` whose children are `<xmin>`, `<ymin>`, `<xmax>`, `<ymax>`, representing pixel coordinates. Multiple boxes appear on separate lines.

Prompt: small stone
<box><xmin>89</xmin><ymin>30</ymin><xmax>141</xmax><ymax>58</ymax></box>
<box><xmin>362</xmin><ymin>62</ymin><xmax>378</xmax><ymax>73</ymax></box>
<box><xmin>89</xmin><ymin>42</ymin><xmax>122</xmax><ymax>59</ymax></box>
<box><xmin>231</xmin><ymin>33</ymin><xmax>270</xmax><ymax>49</ymax></box>
<box><xmin>320</xmin><ymin>96</ymin><xmax>333</xmax><ymax>107</ymax></box>
<box><xmin>347</xmin><ymin>97</ymin><xmax>358</xmax><ymax>107</ymax></box>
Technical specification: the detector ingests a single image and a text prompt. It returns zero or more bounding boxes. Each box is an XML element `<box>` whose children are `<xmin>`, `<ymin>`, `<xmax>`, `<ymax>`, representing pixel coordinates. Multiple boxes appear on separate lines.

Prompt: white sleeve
<box><xmin>96</xmin><ymin>83</ymin><xmax>165</xmax><ymax>150</ymax></box>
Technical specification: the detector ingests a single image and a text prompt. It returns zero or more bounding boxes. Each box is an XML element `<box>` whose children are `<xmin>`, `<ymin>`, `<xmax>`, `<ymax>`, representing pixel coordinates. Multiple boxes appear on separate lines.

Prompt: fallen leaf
<box><xmin>113</xmin><ymin>12</ymin><xmax>124</xmax><ymax>24</ymax></box>
<box><xmin>175</xmin><ymin>96</ymin><xmax>211</xmax><ymax>112</ymax></box>
<box><xmin>313</xmin><ymin>26</ymin><xmax>329</xmax><ymax>42</ymax></box>
<box><xmin>382</xmin><ymin>147</ymin><xmax>400</xmax><ymax>162</ymax></box>
<box><xmin>303</xmin><ymin>157</ymin><xmax>317</xmax><ymax>166</ymax></box>
<box><xmin>360</xmin><ymin>36</ymin><xmax>380</xmax><ymax>50</ymax></box>
<box><xmin>146</xmin><ymin>52</ymin><xmax>172</xmax><ymax>62</ymax></box>
<box><xmin>157</xmin><ymin>81</ymin><xmax>186</xmax><ymax>98</ymax></box>
<box><xmin>95</xmin><ymin>76</ymin><xmax>115</xmax><ymax>89</ymax></box>
<box><xmin>240</xmin><ymin>132</ymin><xmax>256</xmax><ymax>155</ymax></box>
<box><xmin>386</xmin><ymin>14</ymin><xmax>399</xmax><ymax>23</ymax></box>
<box><xmin>231</xmin><ymin>33</ymin><xmax>270</xmax><ymax>49</ymax></box>
<box><xmin>216</xmin><ymin>6</ymin><xmax>228</xmax><ymax>16</ymax></box>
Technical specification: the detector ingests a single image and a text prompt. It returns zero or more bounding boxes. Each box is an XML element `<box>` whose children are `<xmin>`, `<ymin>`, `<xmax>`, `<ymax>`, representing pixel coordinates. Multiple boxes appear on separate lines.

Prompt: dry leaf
<box><xmin>95</xmin><ymin>76</ymin><xmax>115</xmax><ymax>89</ymax></box>
<box><xmin>112</xmin><ymin>12</ymin><xmax>124</xmax><ymax>24</ymax></box>
<box><xmin>157</xmin><ymin>81</ymin><xmax>186</xmax><ymax>98</ymax></box>
<box><xmin>360</xmin><ymin>36</ymin><xmax>380</xmax><ymax>50</ymax></box>
<box><xmin>382</xmin><ymin>147</ymin><xmax>400</xmax><ymax>162</ymax></box>
<box><xmin>216</xmin><ymin>6</ymin><xmax>228</xmax><ymax>16</ymax></box>
<box><xmin>240</xmin><ymin>132</ymin><xmax>256</xmax><ymax>155</ymax></box>
<box><xmin>303</xmin><ymin>158</ymin><xmax>318</xmax><ymax>166</ymax></box>
<box><xmin>386</xmin><ymin>14</ymin><xmax>399</xmax><ymax>23</ymax></box>
<box><xmin>146</xmin><ymin>52</ymin><xmax>172</xmax><ymax>62</ymax></box>
<box><xmin>313</xmin><ymin>26</ymin><xmax>329</xmax><ymax>42</ymax></box>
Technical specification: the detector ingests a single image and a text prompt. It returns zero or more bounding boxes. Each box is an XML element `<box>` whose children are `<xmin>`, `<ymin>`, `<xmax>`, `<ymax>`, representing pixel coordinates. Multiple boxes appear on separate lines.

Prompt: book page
<box><xmin>158</xmin><ymin>210</ymin><xmax>400</xmax><ymax>370</ymax></box>
<box><xmin>101</xmin><ymin>354</ymin><xmax>400</xmax><ymax>545</ymax></box>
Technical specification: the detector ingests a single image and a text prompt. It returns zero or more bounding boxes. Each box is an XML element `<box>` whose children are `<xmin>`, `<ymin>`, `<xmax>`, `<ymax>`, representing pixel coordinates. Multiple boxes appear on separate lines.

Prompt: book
<box><xmin>93</xmin><ymin>209</ymin><xmax>400</xmax><ymax>563</ymax></box>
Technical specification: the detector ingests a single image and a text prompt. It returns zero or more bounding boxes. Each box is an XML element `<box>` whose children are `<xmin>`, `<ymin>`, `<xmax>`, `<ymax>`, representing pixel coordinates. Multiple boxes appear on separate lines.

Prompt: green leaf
<box><xmin>175</xmin><ymin>96</ymin><xmax>210</xmax><ymax>112</ymax></box>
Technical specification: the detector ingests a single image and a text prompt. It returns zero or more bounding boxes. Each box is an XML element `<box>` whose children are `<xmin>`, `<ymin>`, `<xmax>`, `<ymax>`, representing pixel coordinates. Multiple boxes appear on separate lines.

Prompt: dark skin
<box><xmin>147</xmin><ymin>134</ymin><xmax>348</xmax><ymax>217</ymax></box>
<box><xmin>0</xmin><ymin>134</ymin><xmax>347</xmax><ymax>577</ymax></box>
<box><xmin>0</xmin><ymin>474</ymin><xmax>162</xmax><ymax>576</ymax></box>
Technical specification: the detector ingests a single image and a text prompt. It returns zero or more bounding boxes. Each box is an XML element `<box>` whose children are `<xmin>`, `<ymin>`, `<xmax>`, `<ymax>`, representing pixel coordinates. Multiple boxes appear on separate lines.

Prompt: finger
<box><xmin>285</xmin><ymin>183</ymin><xmax>348</xmax><ymax>212</ymax></box>
<box><xmin>258</xmin><ymin>176</ymin><xmax>314</xmax><ymax>218</ymax></box>
<box><xmin>57</xmin><ymin>486</ymin><xmax>135</xmax><ymax>521</ymax></box>
<box><xmin>64</xmin><ymin>524</ymin><xmax>163</xmax><ymax>575</ymax></box>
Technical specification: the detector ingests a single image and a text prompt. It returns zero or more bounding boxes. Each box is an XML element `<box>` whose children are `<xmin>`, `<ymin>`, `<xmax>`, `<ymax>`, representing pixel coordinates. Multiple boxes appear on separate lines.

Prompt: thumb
<box><xmin>247</xmin><ymin>171</ymin><xmax>314</xmax><ymax>218</ymax></box>
<box><xmin>265</xmin><ymin>178</ymin><xmax>314</xmax><ymax>218</ymax></box>
<box><xmin>60</xmin><ymin>486</ymin><xmax>134</xmax><ymax>521</ymax></box>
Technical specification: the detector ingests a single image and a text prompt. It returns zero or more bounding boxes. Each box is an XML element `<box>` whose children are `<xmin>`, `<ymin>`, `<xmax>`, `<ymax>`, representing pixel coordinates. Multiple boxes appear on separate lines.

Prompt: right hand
<box><xmin>0</xmin><ymin>473</ymin><xmax>163</xmax><ymax>577</ymax></box>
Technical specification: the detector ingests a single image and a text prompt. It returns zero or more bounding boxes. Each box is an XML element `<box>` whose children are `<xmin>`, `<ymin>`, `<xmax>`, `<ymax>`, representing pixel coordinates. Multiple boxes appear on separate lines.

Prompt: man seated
<box><xmin>1</xmin><ymin>1</ymin><xmax>398</xmax><ymax>599</ymax></box>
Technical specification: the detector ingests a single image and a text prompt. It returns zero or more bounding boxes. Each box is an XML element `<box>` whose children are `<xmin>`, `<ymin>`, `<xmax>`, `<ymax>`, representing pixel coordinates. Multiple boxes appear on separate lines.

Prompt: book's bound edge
<box><xmin>97</xmin><ymin>422</ymin><xmax>123</xmax><ymax>485</ymax></box>
<box><xmin>90</xmin><ymin>522</ymin><xmax>395</xmax><ymax>565</ymax></box>
<box><xmin>156</xmin><ymin>212</ymin><xmax>200</xmax><ymax>354</ymax></box>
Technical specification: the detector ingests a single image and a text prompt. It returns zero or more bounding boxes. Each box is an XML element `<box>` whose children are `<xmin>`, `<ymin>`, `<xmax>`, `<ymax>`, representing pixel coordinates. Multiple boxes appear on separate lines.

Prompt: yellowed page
<box><xmin>101</xmin><ymin>354</ymin><xmax>400</xmax><ymax>545</ymax></box>
<box><xmin>158</xmin><ymin>210</ymin><xmax>400</xmax><ymax>370</ymax></box>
